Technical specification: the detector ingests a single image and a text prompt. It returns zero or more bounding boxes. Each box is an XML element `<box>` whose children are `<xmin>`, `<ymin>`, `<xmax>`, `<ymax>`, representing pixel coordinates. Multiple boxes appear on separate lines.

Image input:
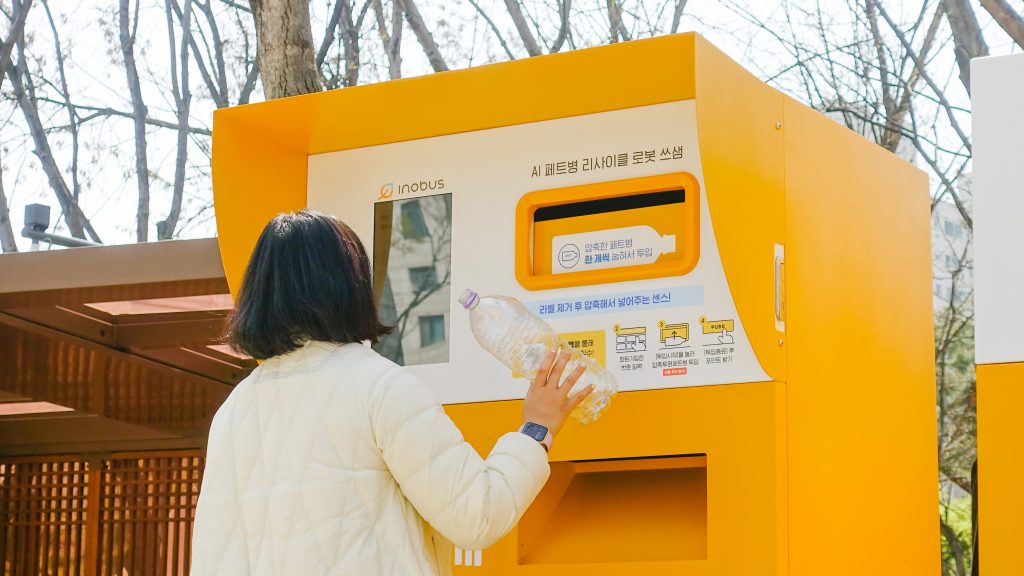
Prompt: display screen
<box><xmin>371</xmin><ymin>193</ymin><xmax>453</xmax><ymax>366</ymax></box>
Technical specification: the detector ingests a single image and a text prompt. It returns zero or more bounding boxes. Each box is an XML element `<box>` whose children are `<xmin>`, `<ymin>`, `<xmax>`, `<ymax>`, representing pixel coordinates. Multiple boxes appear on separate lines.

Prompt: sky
<box><xmin>1</xmin><ymin>0</ymin><xmax>1018</xmax><ymax>252</ymax></box>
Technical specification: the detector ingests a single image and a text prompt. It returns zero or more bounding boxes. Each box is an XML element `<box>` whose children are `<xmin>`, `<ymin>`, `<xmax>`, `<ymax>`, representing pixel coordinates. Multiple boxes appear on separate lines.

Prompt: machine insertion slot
<box><xmin>515</xmin><ymin>172</ymin><xmax>700</xmax><ymax>290</ymax></box>
<box><xmin>533</xmin><ymin>189</ymin><xmax>685</xmax><ymax>221</ymax></box>
<box><xmin>517</xmin><ymin>454</ymin><xmax>708</xmax><ymax>564</ymax></box>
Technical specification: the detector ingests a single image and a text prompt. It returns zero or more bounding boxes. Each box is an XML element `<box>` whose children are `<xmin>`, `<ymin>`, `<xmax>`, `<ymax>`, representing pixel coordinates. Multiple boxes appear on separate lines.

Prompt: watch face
<box><xmin>523</xmin><ymin>422</ymin><xmax>549</xmax><ymax>442</ymax></box>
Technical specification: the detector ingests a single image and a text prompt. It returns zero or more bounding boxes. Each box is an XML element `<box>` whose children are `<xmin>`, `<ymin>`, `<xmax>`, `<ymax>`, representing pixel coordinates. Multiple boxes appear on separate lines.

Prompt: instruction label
<box><xmin>526</xmin><ymin>286</ymin><xmax>704</xmax><ymax>319</ymax></box>
<box><xmin>559</xmin><ymin>330</ymin><xmax>606</xmax><ymax>367</ymax></box>
<box><xmin>552</xmin><ymin>225</ymin><xmax>676</xmax><ymax>274</ymax></box>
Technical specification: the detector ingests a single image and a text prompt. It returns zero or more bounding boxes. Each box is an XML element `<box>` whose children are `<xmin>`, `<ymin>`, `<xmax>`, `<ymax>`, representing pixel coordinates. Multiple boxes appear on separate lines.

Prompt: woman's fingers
<box><xmin>560</xmin><ymin>365</ymin><xmax>585</xmax><ymax>395</ymax></box>
<box><xmin>547</xmin><ymin>349</ymin><xmax>572</xmax><ymax>386</ymax></box>
<box><xmin>567</xmin><ymin>384</ymin><xmax>595</xmax><ymax>410</ymax></box>
<box><xmin>531</xmin><ymin>349</ymin><xmax>557</xmax><ymax>390</ymax></box>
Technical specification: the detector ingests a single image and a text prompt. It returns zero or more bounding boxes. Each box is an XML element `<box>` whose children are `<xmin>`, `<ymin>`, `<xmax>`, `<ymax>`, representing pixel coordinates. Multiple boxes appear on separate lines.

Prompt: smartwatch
<box><xmin>520</xmin><ymin>422</ymin><xmax>552</xmax><ymax>452</ymax></box>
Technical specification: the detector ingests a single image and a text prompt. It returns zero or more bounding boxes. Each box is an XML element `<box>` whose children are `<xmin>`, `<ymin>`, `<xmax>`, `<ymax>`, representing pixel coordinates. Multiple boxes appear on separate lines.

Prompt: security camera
<box><xmin>24</xmin><ymin>203</ymin><xmax>50</xmax><ymax>232</ymax></box>
<box><xmin>20</xmin><ymin>203</ymin><xmax>98</xmax><ymax>249</ymax></box>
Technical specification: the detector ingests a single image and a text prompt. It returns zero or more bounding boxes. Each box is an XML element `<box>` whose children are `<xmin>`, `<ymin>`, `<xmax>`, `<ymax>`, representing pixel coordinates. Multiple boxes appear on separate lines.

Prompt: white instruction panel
<box><xmin>973</xmin><ymin>53</ymin><xmax>1024</xmax><ymax>364</ymax></box>
<box><xmin>307</xmin><ymin>100</ymin><xmax>770</xmax><ymax>405</ymax></box>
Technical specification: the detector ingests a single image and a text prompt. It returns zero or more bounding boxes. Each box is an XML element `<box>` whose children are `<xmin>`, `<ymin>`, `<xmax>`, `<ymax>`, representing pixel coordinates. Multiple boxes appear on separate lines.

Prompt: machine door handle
<box><xmin>774</xmin><ymin>244</ymin><xmax>786</xmax><ymax>332</ymax></box>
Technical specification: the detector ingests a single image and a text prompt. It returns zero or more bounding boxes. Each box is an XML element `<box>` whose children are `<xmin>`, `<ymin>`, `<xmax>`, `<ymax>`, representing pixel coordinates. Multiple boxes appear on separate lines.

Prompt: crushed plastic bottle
<box><xmin>458</xmin><ymin>289</ymin><xmax>617</xmax><ymax>424</ymax></box>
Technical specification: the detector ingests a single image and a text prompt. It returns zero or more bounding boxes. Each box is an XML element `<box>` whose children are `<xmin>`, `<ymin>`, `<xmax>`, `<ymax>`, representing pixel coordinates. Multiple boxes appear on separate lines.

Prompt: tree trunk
<box><xmin>981</xmin><ymin>0</ymin><xmax>1024</xmax><ymax>50</ymax></box>
<box><xmin>504</xmin><ymin>0</ymin><xmax>542</xmax><ymax>56</ymax></box>
<box><xmin>0</xmin><ymin>151</ymin><xmax>17</xmax><ymax>252</ymax></box>
<box><xmin>42</xmin><ymin>0</ymin><xmax>81</xmax><ymax>210</ymax></box>
<box><xmin>339</xmin><ymin>0</ymin><xmax>360</xmax><ymax>87</ymax></box>
<box><xmin>942</xmin><ymin>0</ymin><xmax>989</xmax><ymax>94</ymax></box>
<box><xmin>249</xmin><ymin>0</ymin><xmax>322</xmax><ymax>99</ymax></box>
<box><xmin>671</xmin><ymin>0</ymin><xmax>688</xmax><ymax>33</ymax></box>
<box><xmin>400</xmin><ymin>0</ymin><xmax>448</xmax><ymax>72</ymax></box>
<box><xmin>550</xmin><ymin>0</ymin><xmax>570</xmax><ymax>53</ymax></box>
<box><xmin>971</xmin><ymin>459</ymin><xmax>979</xmax><ymax>576</ymax></box>
<box><xmin>940</xmin><ymin>517</ymin><xmax>969</xmax><ymax>576</ymax></box>
<box><xmin>158</xmin><ymin>0</ymin><xmax>192</xmax><ymax>240</ymax></box>
<box><xmin>0</xmin><ymin>0</ymin><xmax>34</xmax><ymax>93</ymax></box>
<box><xmin>607</xmin><ymin>0</ymin><xmax>630</xmax><ymax>43</ymax></box>
<box><xmin>6</xmin><ymin>49</ymin><xmax>100</xmax><ymax>242</ymax></box>
<box><xmin>372</xmin><ymin>0</ymin><xmax>403</xmax><ymax>80</ymax></box>
<box><xmin>120</xmin><ymin>0</ymin><xmax>151</xmax><ymax>242</ymax></box>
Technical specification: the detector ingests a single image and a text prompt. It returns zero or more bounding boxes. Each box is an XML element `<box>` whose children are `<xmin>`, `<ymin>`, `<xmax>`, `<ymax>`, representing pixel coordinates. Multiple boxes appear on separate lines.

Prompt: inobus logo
<box><xmin>378</xmin><ymin>178</ymin><xmax>445</xmax><ymax>200</ymax></box>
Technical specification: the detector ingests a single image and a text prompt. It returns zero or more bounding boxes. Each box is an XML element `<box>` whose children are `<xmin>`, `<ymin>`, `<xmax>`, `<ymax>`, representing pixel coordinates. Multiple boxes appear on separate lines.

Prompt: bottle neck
<box><xmin>459</xmin><ymin>289</ymin><xmax>480</xmax><ymax>310</ymax></box>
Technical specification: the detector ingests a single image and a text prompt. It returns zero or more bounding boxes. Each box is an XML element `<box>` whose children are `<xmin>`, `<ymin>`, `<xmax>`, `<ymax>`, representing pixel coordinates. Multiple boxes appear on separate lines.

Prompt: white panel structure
<box><xmin>307</xmin><ymin>101</ymin><xmax>770</xmax><ymax>405</ymax></box>
<box><xmin>972</xmin><ymin>54</ymin><xmax>1024</xmax><ymax>364</ymax></box>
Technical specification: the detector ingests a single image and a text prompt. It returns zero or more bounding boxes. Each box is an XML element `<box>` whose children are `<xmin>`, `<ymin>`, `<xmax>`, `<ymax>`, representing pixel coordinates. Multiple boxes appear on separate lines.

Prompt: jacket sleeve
<box><xmin>368</xmin><ymin>367</ymin><xmax>550</xmax><ymax>550</ymax></box>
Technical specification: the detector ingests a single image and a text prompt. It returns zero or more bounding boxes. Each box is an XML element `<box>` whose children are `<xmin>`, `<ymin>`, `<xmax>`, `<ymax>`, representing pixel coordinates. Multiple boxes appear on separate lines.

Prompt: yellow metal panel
<box><xmin>782</xmin><ymin>97</ymin><xmax>939</xmax><ymax>575</ymax></box>
<box><xmin>977</xmin><ymin>362</ymin><xmax>1024</xmax><ymax>574</ymax></box>
<box><xmin>211</xmin><ymin>116</ymin><xmax>308</xmax><ymax>294</ymax></box>
<box><xmin>693</xmin><ymin>37</ymin><xmax>787</xmax><ymax>382</ymax></box>
<box><xmin>213</xmin><ymin>35</ymin><xmax>697</xmax><ymax>293</ymax></box>
<box><xmin>445</xmin><ymin>382</ymin><xmax>786</xmax><ymax>575</ymax></box>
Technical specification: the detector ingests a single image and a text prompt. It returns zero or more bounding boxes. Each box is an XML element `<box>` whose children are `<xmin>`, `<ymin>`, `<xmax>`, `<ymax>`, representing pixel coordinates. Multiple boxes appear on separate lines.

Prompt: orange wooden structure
<box><xmin>0</xmin><ymin>239</ymin><xmax>253</xmax><ymax>575</ymax></box>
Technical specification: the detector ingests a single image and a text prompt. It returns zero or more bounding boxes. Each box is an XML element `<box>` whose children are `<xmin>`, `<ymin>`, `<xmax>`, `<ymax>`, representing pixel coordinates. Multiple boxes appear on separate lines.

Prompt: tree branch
<box><xmin>981</xmin><ymin>0</ymin><xmax>1024</xmax><ymax>50</ymax></box>
<box><xmin>372</xmin><ymin>0</ymin><xmax>403</xmax><ymax>79</ymax></box>
<box><xmin>942</xmin><ymin>0</ymin><xmax>989</xmax><ymax>94</ymax></box>
<box><xmin>400</xmin><ymin>0</ymin><xmax>447</xmax><ymax>72</ymax></box>
<box><xmin>7</xmin><ymin>56</ymin><xmax>100</xmax><ymax>242</ymax></box>
<box><xmin>120</xmin><ymin>0</ymin><xmax>151</xmax><ymax>241</ymax></box>
<box><xmin>0</xmin><ymin>146</ymin><xmax>17</xmax><ymax>252</ymax></box>
<box><xmin>158</xmin><ymin>0</ymin><xmax>193</xmax><ymax>240</ymax></box>
<box><xmin>550</xmin><ymin>0</ymin><xmax>571</xmax><ymax>53</ymax></box>
<box><xmin>467</xmin><ymin>0</ymin><xmax>516</xmax><ymax>60</ymax></box>
<box><xmin>874</xmin><ymin>0</ymin><xmax>972</xmax><ymax>153</ymax></box>
<box><xmin>504</xmin><ymin>0</ymin><xmax>543</xmax><ymax>56</ymax></box>
<box><xmin>0</xmin><ymin>0</ymin><xmax>33</xmax><ymax>93</ymax></box>
<box><xmin>671</xmin><ymin>0</ymin><xmax>688</xmax><ymax>34</ymax></box>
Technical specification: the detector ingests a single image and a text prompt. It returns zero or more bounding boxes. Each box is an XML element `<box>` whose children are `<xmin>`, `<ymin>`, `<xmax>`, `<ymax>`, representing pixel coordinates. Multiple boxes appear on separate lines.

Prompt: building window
<box><xmin>409</xmin><ymin>266</ymin><xmax>439</xmax><ymax>292</ymax></box>
<box><xmin>419</xmin><ymin>315</ymin><xmax>446</xmax><ymax>347</ymax></box>
<box><xmin>945</xmin><ymin>254</ymin><xmax>959</xmax><ymax>269</ymax></box>
<box><xmin>400</xmin><ymin>200</ymin><xmax>430</xmax><ymax>239</ymax></box>
<box><xmin>943</xmin><ymin>220</ymin><xmax>963</xmax><ymax>239</ymax></box>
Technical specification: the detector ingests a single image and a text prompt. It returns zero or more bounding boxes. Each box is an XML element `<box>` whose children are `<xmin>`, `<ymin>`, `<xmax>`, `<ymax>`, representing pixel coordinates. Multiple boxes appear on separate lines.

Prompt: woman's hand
<box><xmin>522</xmin><ymin>348</ymin><xmax>594</xmax><ymax>437</ymax></box>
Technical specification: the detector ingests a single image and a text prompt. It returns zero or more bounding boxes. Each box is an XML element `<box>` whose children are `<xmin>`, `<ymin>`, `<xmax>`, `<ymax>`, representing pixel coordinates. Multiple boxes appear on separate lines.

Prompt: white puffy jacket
<box><xmin>190</xmin><ymin>341</ymin><xmax>550</xmax><ymax>575</ymax></box>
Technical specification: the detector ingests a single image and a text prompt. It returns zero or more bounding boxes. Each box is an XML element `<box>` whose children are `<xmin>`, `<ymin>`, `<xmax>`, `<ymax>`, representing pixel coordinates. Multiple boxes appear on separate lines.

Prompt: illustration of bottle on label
<box><xmin>551</xmin><ymin>225</ymin><xmax>676</xmax><ymax>274</ymax></box>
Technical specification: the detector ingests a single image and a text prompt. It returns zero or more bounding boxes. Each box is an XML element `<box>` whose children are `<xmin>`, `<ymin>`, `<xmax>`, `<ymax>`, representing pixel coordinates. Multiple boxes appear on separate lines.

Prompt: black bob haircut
<box><xmin>226</xmin><ymin>210</ymin><xmax>391</xmax><ymax>359</ymax></box>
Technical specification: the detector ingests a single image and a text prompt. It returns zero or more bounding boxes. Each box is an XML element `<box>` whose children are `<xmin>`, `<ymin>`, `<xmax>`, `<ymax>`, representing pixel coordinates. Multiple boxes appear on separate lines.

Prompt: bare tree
<box><xmin>250</xmin><ymin>0</ymin><xmax>322</xmax><ymax>98</ymax></box>
<box><xmin>6</xmin><ymin>0</ymin><xmax>100</xmax><ymax>242</ymax></box>
<box><xmin>607</xmin><ymin>0</ymin><xmax>631</xmax><ymax>43</ymax></box>
<box><xmin>401</xmin><ymin>0</ymin><xmax>448</xmax><ymax>72</ymax></box>
<box><xmin>981</xmin><ymin>0</ymin><xmax>1024</xmax><ymax>48</ymax></box>
<box><xmin>505</xmin><ymin>0</ymin><xmax>543</xmax><ymax>56</ymax></box>
<box><xmin>157</xmin><ymin>0</ymin><xmax>194</xmax><ymax>240</ymax></box>
<box><xmin>0</xmin><ymin>0</ymin><xmax>35</xmax><ymax>251</ymax></box>
<box><xmin>372</xmin><ymin>0</ymin><xmax>403</xmax><ymax>79</ymax></box>
<box><xmin>942</xmin><ymin>0</ymin><xmax>989</xmax><ymax>94</ymax></box>
<box><xmin>0</xmin><ymin>148</ymin><xmax>16</xmax><ymax>252</ymax></box>
<box><xmin>120</xmin><ymin>0</ymin><xmax>151</xmax><ymax>241</ymax></box>
<box><xmin>0</xmin><ymin>0</ymin><xmax>32</xmax><ymax>93</ymax></box>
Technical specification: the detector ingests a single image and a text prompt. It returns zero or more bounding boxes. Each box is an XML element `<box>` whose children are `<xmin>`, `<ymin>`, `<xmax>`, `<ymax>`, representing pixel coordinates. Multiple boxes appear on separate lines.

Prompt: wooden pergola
<box><xmin>0</xmin><ymin>238</ymin><xmax>255</xmax><ymax>575</ymax></box>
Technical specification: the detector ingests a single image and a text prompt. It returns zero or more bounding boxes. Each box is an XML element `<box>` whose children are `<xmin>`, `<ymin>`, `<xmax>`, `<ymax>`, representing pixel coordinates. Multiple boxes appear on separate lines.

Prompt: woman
<box><xmin>190</xmin><ymin>210</ymin><xmax>592</xmax><ymax>575</ymax></box>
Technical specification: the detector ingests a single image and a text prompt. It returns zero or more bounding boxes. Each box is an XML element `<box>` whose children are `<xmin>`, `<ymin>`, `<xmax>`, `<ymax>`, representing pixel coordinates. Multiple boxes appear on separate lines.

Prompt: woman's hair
<box><xmin>226</xmin><ymin>209</ymin><xmax>391</xmax><ymax>359</ymax></box>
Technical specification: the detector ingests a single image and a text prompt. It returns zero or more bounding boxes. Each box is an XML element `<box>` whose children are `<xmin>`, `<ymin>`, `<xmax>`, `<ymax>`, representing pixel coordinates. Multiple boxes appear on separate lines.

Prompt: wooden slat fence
<box><xmin>0</xmin><ymin>451</ymin><xmax>203</xmax><ymax>576</ymax></box>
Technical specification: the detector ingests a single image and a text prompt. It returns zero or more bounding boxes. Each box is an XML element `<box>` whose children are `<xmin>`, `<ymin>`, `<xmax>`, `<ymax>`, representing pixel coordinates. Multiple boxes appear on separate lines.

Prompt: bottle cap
<box><xmin>458</xmin><ymin>289</ymin><xmax>479</xmax><ymax>310</ymax></box>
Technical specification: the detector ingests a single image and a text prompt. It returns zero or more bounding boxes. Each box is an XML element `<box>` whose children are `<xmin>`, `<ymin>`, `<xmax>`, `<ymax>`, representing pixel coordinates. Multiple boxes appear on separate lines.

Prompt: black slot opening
<box><xmin>533</xmin><ymin>189</ymin><xmax>685</xmax><ymax>222</ymax></box>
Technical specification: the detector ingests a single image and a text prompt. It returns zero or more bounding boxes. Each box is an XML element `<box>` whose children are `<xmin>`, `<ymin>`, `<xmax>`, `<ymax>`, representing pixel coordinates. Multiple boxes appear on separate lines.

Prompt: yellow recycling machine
<box><xmin>213</xmin><ymin>34</ymin><xmax>938</xmax><ymax>575</ymax></box>
<box><xmin>973</xmin><ymin>52</ymin><xmax>1024</xmax><ymax>575</ymax></box>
